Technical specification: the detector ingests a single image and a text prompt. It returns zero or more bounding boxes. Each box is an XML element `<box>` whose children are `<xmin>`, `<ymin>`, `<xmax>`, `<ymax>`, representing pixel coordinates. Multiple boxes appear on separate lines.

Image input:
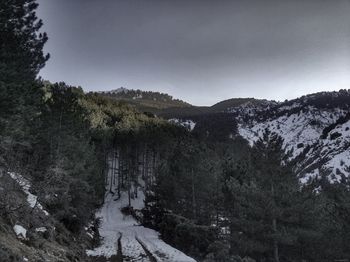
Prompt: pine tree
<box><xmin>0</xmin><ymin>0</ymin><xmax>49</xmax><ymax>84</ymax></box>
<box><xmin>251</xmin><ymin>129</ymin><xmax>290</xmax><ymax>262</ymax></box>
<box><xmin>224</xmin><ymin>129</ymin><xmax>317</xmax><ymax>261</ymax></box>
<box><xmin>314</xmin><ymin>175</ymin><xmax>350</xmax><ymax>260</ymax></box>
<box><xmin>0</xmin><ymin>0</ymin><xmax>49</xmax><ymax>136</ymax></box>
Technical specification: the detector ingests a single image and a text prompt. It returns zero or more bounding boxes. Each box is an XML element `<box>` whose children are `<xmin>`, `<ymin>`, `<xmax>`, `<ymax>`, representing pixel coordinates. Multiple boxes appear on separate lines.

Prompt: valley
<box><xmin>2</xmin><ymin>85</ymin><xmax>350</xmax><ymax>262</ymax></box>
<box><xmin>2</xmin><ymin>2</ymin><xmax>350</xmax><ymax>260</ymax></box>
<box><xmin>87</xmin><ymin>154</ymin><xmax>195</xmax><ymax>262</ymax></box>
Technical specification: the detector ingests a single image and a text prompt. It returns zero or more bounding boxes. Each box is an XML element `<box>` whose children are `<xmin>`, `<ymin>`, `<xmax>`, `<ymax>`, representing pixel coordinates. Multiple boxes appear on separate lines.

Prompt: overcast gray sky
<box><xmin>37</xmin><ymin>0</ymin><xmax>350</xmax><ymax>106</ymax></box>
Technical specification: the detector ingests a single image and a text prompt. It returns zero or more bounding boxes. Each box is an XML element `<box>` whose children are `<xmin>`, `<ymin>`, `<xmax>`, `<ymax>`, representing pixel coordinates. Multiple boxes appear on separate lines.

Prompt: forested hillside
<box><xmin>1</xmin><ymin>1</ymin><xmax>350</xmax><ymax>262</ymax></box>
<box><xmin>98</xmin><ymin>88</ymin><xmax>191</xmax><ymax>112</ymax></box>
<box><xmin>0</xmin><ymin>1</ymin><xmax>192</xmax><ymax>260</ymax></box>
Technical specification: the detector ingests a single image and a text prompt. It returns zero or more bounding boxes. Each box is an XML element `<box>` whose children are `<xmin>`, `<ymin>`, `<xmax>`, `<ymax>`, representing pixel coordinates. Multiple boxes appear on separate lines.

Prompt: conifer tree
<box><xmin>0</xmin><ymin>0</ymin><xmax>49</xmax><ymax>136</ymax></box>
<box><xmin>250</xmin><ymin>129</ymin><xmax>303</xmax><ymax>261</ymax></box>
<box><xmin>315</xmin><ymin>175</ymin><xmax>350</xmax><ymax>259</ymax></box>
<box><xmin>0</xmin><ymin>0</ymin><xmax>49</xmax><ymax>83</ymax></box>
<box><xmin>224</xmin><ymin>129</ymin><xmax>317</xmax><ymax>261</ymax></box>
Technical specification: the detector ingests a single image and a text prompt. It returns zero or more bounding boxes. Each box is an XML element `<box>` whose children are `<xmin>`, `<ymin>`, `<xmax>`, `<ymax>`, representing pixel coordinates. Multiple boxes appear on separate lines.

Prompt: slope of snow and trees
<box><xmin>1</xmin><ymin>1</ymin><xmax>350</xmax><ymax>262</ymax></box>
<box><xmin>232</xmin><ymin>91</ymin><xmax>350</xmax><ymax>183</ymax></box>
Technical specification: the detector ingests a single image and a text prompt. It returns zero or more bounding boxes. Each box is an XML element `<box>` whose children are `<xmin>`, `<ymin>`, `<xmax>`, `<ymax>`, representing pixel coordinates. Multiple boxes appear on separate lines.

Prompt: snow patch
<box><xmin>109</xmin><ymin>87</ymin><xmax>129</xmax><ymax>94</ymax></box>
<box><xmin>169</xmin><ymin>118</ymin><xmax>196</xmax><ymax>131</ymax></box>
<box><xmin>13</xmin><ymin>225</ymin><xmax>27</xmax><ymax>239</ymax></box>
<box><xmin>8</xmin><ymin>172</ymin><xmax>49</xmax><ymax>216</ymax></box>
<box><xmin>35</xmin><ymin>227</ymin><xmax>47</xmax><ymax>233</ymax></box>
<box><xmin>133</xmin><ymin>93</ymin><xmax>143</xmax><ymax>100</ymax></box>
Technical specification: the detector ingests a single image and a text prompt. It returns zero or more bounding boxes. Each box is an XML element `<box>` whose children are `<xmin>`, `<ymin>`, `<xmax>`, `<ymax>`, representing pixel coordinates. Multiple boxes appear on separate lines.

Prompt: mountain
<box><xmin>3</xmin><ymin>84</ymin><xmax>350</xmax><ymax>261</ymax></box>
<box><xmin>235</xmin><ymin>90</ymin><xmax>350</xmax><ymax>183</ymax></box>
<box><xmin>95</xmin><ymin>88</ymin><xmax>350</xmax><ymax>182</ymax></box>
<box><xmin>158</xmin><ymin>98</ymin><xmax>266</xmax><ymax>119</ymax></box>
<box><xmin>97</xmin><ymin>88</ymin><xmax>191</xmax><ymax>111</ymax></box>
<box><xmin>149</xmin><ymin>90</ymin><xmax>350</xmax><ymax>183</ymax></box>
<box><xmin>170</xmin><ymin>89</ymin><xmax>350</xmax><ymax>183</ymax></box>
<box><xmin>100</xmin><ymin>87</ymin><xmax>350</xmax><ymax>183</ymax></box>
<box><xmin>97</xmin><ymin>88</ymin><xmax>266</xmax><ymax>117</ymax></box>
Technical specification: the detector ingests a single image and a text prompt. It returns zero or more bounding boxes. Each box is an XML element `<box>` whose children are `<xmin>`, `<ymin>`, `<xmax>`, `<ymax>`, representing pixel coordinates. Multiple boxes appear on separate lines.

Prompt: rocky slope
<box><xmin>0</xmin><ymin>170</ymin><xmax>94</xmax><ymax>262</ymax></box>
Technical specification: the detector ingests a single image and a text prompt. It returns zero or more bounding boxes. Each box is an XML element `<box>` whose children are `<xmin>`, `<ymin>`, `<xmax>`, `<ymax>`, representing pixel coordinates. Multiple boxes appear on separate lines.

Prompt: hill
<box><xmin>96</xmin><ymin>88</ymin><xmax>191</xmax><ymax>112</ymax></box>
<box><xmin>128</xmin><ymin>88</ymin><xmax>350</xmax><ymax>183</ymax></box>
<box><xmin>236</xmin><ymin>90</ymin><xmax>350</xmax><ymax>183</ymax></box>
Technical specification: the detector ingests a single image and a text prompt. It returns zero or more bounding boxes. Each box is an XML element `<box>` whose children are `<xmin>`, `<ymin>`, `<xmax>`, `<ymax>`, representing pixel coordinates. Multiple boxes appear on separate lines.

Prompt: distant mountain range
<box><xmin>98</xmin><ymin>88</ymin><xmax>350</xmax><ymax>183</ymax></box>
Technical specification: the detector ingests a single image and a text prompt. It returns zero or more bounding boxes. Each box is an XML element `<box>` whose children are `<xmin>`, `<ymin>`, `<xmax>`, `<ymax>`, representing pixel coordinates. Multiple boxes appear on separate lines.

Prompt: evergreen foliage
<box><xmin>0</xmin><ymin>0</ymin><xmax>49</xmax><ymax>121</ymax></box>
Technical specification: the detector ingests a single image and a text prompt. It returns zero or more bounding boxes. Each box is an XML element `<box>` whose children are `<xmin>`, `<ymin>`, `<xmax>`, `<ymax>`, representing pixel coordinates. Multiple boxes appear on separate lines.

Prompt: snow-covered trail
<box><xmin>86</xmin><ymin>157</ymin><xmax>196</xmax><ymax>262</ymax></box>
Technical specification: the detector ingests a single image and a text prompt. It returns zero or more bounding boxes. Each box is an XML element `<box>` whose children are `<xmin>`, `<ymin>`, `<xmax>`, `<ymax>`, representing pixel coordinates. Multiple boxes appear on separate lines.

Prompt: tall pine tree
<box><xmin>0</xmin><ymin>0</ymin><xmax>49</xmax><ymax>167</ymax></box>
<box><xmin>0</xmin><ymin>0</ymin><xmax>49</xmax><ymax>134</ymax></box>
<box><xmin>224</xmin><ymin>129</ymin><xmax>317</xmax><ymax>261</ymax></box>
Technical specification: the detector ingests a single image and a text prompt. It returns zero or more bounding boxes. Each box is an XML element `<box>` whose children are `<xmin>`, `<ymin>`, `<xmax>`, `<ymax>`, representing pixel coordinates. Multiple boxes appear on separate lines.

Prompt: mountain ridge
<box><xmin>96</xmin><ymin>88</ymin><xmax>192</xmax><ymax>111</ymax></box>
<box><xmin>102</xmin><ymin>88</ymin><xmax>350</xmax><ymax>183</ymax></box>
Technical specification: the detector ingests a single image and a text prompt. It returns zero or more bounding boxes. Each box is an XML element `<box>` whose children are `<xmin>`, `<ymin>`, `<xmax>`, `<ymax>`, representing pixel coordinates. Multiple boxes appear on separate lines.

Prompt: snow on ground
<box><xmin>238</xmin><ymin>108</ymin><xmax>350</xmax><ymax>182</ymax></box>
<box><xmin>8</xmin><ymin>172</ymin><xmax>49</xmax><ymax>216</ymax></box>
<box><xmin>321</xmin><ymin>119</ymin><xmax>350</xmax><ymax>180</ymax></box>
<box><xmin>35</xmin><ymin>227</ymin><xmax>47</xmax><ymax>233</ymax></box>
<box><xmin>109</xmin><ymin>87</ymin><xmax>129</xmax><ymax>94</ymax></box>
<box><xmin>169</xmin><ymin>118</ymin><xmax>196</xmax><ymax>131</ymax></box>
<box><xmin>86</xmin><ymin>157</ymin><xmax>196</xmax><ymax>262</ymax></box>
<box><xmin>325</xmin><ymin>150</ymin><xmax>350</xmax><ymax>180</ymax></box>
<box><xmin>185</xmin><ymin>120</ymin><xmax>196</xmax><ymax>131</ymax></box>
<box><xmin>299</xmin><ymin>169</ymin><xmax>320</xmax><ymax>184</ymax></box>
<box><xmin>13</xmin><ymin>224</ymin><xmax>27</xmax><ymax>239</ymax></box>
<box><xmin>238</xmin><ymin>109</ymin><xmax>337</xmax><ymax>157</ymax></box>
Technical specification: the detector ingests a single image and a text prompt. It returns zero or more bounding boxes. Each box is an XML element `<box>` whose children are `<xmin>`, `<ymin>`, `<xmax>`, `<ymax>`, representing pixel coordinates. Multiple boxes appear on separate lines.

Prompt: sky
<box><xmin>37</xmin><ymin>0</ymin><xmax>350</xmax><ymax>106</ymax></box>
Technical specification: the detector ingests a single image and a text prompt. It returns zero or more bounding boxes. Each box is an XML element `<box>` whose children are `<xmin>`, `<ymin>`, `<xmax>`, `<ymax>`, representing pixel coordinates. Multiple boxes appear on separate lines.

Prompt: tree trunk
<box><xmin>272</xmin><ymin>218</ymin><xmax>279</xmax><ymax>262</ymax></box>
<box><xmin>271</xmin><ymin>182</ymin><xmax>279</xmax><ymax>262</ymax></box>
<box><xmin>104</xmin><ymin>150</ymin><xmax>108</xmax><ymax>186</ymax></box>
<box><xmin>191</xmin><ymin>168</ymin><xmax>196</xmax><ymax>220</ymax></box>
<box><xmin>109</xmin><ymin>150</ymin><xmax>114</xmax><ymax>193</ymax></box>
<box><xmin>128</xmin><ymin>160</ymin><xmax>131</xmax><ymax>208</ymax></box>
<box><xmin>145</xmin><ymin>148</ymin><xmax>149</xmax><ymax>189</ymax></box>
<box><xmin>216</xmin><ymin>171</ymin><xmax>219</xmax><ymax>228</ymax></box>
<box><xmin>117</xmin><ymin>149</ymin><xmax>121</xmax><ymax>198</ymax></box>
<box><xmin>121</xmin><ymin>154</ymin><xmax>125</xmax><ymax>188</ymax></box>
<box><xmin>56</xmin><ymin>108</ymin><xmax>63</xmax><ymax>156</ymax></box>
<box><xmin>114</xmin><ymin>150</ymin><xmax>117</xmax><ymax>187</ymax></box>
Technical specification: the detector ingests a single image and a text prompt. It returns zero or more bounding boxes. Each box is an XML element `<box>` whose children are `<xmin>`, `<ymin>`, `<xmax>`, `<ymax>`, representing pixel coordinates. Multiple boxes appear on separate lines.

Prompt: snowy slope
<box><xmin>238</xmin><ymin>106</ymin><xmax>342</xmax><ymax>157</ymax></box>
<box><xmin>86</xmin><ymin>156</ymin><xmax>196</xmax><ymax>262</ymax></box>
<box><xmin>8</xmin><ymin>172</ymin><xmax>49</xmax><ymax>216</ymax></box>
<box><xmin>233</xmin><ymin>91</ymin><xmax>350</xmax><ymax>183</ymax></box>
